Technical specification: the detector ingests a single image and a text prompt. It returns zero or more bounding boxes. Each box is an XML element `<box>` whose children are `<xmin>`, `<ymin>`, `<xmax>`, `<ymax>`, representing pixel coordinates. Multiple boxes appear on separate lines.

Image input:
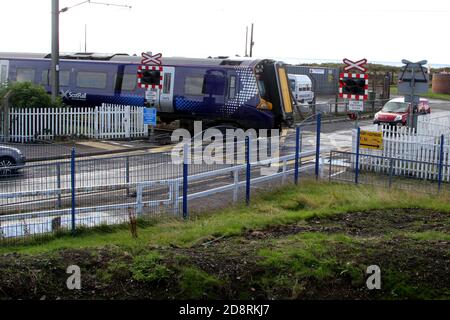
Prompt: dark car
<box><xmin>373</xmin><ymin>97</ymin><xmax>430</xmax><ymax>126</ymax></box>
<box><xmin>0</xmin><ymin>145</ymin><xmax>26</xmax><ymax>175</ymax></box>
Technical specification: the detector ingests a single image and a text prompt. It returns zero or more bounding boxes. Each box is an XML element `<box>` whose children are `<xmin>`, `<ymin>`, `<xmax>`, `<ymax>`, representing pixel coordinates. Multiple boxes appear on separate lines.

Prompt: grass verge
<box><xmin>0</xmin><ymin>180</ymin><xmax>448</xmax><ymax>299</ymax></box>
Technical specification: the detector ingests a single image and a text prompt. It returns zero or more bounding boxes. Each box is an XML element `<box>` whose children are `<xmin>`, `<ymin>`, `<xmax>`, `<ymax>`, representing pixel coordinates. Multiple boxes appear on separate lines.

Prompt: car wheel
<box><xmin>0</xmin><ymin>157</ymin><xmax>17</xmax><ymax>176</ymax></box>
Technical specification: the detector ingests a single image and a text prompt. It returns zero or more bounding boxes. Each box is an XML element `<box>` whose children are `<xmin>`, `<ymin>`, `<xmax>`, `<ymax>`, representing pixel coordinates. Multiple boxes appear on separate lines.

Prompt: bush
<box><xmin>0</xmin><ymin>82</ymin><xmax>63</xmax><ymax>108</ymax></box>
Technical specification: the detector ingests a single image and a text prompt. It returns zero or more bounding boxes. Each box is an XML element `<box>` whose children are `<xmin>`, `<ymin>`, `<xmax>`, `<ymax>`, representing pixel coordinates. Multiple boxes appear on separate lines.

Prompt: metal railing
<box><xmin>0</xmin><ymin>119</ymin><xmax>327</xmax><ymax>243</ymax></box>
<box><xmin>328</xmin><ymin>150</ymin><xmax>450</xmax><ymax>194</ymax></box>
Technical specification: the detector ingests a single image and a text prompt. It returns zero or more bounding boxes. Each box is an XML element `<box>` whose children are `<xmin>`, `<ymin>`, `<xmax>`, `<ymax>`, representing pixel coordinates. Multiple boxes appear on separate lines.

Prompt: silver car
<box><xmin>0</xmin><ymin>145</ymin><xmax>26</xmax><ymax>175</ymax></box>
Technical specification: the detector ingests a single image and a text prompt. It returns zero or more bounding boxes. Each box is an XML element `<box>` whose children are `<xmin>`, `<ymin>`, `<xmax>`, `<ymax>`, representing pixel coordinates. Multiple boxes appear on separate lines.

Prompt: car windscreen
<box><xmin>382</xmin><ymin>101</ymin><xmax>409</xmax><ymax>112</ymax></box>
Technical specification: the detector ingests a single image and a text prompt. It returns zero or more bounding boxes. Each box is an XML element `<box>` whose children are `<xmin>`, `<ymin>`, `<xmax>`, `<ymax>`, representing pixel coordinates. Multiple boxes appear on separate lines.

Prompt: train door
<box><xmin>0</xmin><ymin>60</ymin><xmax>9</xmax><ymax>85</ymax></box>
<box><xmin>159</xmin><ymin>67</ymin><xmax>175</xmax><ymax>113</ymax></box>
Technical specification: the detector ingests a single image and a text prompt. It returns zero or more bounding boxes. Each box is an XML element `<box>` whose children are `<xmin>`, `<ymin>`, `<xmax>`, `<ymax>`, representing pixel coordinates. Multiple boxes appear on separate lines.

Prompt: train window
<box><xmin>121</xmin><ymin>74</ymin><xmax>137</xmax><ymax>91</ymax></box>
<box><xmin>202</xmin><ymin>72</ymin><xmax>225</xmax><ymax>95</ymax></box>
<box><xmin>256</xmin><ymin>75</ymin><xmax>266</xmax><ymax>97</ymax></box>
<box><xmin>1</xmin><ymin>66</ymin><xmax>7</xmax><ymax>84</ymax></box>
<box><xmin>184</xmin><ymin>76</ymin><xmax>204</xmax><ymax>96</ymax></box>
<box><xmin>16</xmin><ymin>68</ymin><xmax>35</xmax><ymax>83</ymax></box>
<box><xmin>228</xmin><ymin>75</ymin><xmax>236</xmax><ymax>98</ymax></box>
<box><xmin>163</xmin><ymin>73</ymin><xmax>171</xmax><ymax>94</ymax></box>
<box><xmin>41</xmin><ymin>70</ymin><xmax>70</xmax><ymax>86</ymax></box>
<box><xmin>77</xmin><ymin>71</ymin><xmax>107</xmax><ymax>89</ymax></box>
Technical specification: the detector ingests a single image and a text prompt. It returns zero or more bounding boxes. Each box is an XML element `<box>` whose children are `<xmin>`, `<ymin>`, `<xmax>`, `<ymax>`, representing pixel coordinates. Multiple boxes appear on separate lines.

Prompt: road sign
<box><xmin>348</xmin><ymin>100</ymin><xmax>364</xmax><ymax>111</ymax></box>
<box><xmin>343</xmin><ymin>58</ymin><xmax>368</xmax><ymax>73</ymax></box>
<box><xmin>137</xmin><ymin>65</ymin><xmax>164</xmax><ymax>89</ymax></box>
<box><xmin>359</xmin><ymin>130</ymin><xmax>383</xmax><ymax>150</ymax></box>
<box><xmin>143</xmin><ymin>107</ymin><xmax>157</xmax><ymax>126</ymax></box>
<box><xmin>141</xmin><ymin>52</ymin><xmax>162</xmax><ymax>65</ymax></box>
<box><xmin>398</xmin><ymin>60</ymin><xmax>429</xmax><ymax>95</ymax></box>
<box><xmin>339</xmin><ymin>73</ymin><xmax>369</xmax><ymax>100</ymax></box>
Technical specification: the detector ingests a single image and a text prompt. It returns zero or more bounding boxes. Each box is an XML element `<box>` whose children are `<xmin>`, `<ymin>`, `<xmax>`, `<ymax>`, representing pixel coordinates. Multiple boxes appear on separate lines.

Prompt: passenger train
<box><xmin>0</xmin><ymin>52</ymin><xmax>294</xmax><ymax>130</ymax></box>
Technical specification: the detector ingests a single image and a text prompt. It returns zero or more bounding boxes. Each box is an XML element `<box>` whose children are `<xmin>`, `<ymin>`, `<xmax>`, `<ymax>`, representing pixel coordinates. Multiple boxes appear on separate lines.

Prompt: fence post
<box><xmin>94</xmin><ymin>106</ymin><xmax>99</xmax><ymax>139</ymax></box>
<box><xmin>183</xmin><ymin>143</ymin><xmax>189</xmax><ymax>219</ymax></box>
<box><xmin>355</xmin><ymin>127</ymin><xmax>361</xmax><ymax>184</ymax></box>
<box><xmin>246</xmin><ymin>136</ymin><xmax>251</xmax><ymax>206</ymax></box>
<box><xmin>57</xmin><ymin>162</ymin><xmax>62</xmax><ymax>208</ymax></box>
<box><xmin>295</xmin><ymin>126</ymin><xmax>301</xmax><ymax>185</ymax></box>
<box><xmin>388</xmin><ymin>157</ymin><xmax>394</xmax><ymax>189</ymax></box>
<box><xmin>328</xmin><ymin>151</ymin><xmax>333</xmax><ymax>182</ymax></box>
<box><xmin>315</xmin><ymin>113</ymin><xmax>321</xmax><ymax>179</ymax></box>
<box><xmin>126</xmin><ymin>156</ymin><xmax>130</xmax><ymax>197</ymax></box>
<box><xmin>70</xmin><ymin>147</ymin><xmax>76</xmax><ymax>235</ymax></box>
<box><xmin>438</xmin><ymin>134</ymin><xmax>444</xmax><ymax>192</ymax></box>
<box><xmin>233</xmin><ymin>169</ymin><xmax>239</xmax><ymax>203</ymax></box>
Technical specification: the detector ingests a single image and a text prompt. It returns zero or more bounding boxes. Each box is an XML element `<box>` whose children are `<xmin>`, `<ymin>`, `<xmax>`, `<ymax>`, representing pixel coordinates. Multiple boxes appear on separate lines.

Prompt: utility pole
<box><xmin>399</xmin><ymin>59</ymin><xmax>428</xmax><ymax>131</ymax></box>
<box><xmin>245</xmin><ymin>26</ymin><xmax>248</xmax><ymax>57</ymax></box>
<box><xmin>85</xmin><ymin>24</ymin><xmax>87</xmax><ymax>53</ymax></box>
<box><xmin>51</xmin><ymin>0</ymin><xmax>131</xmax><ymax>102</ymax></box>
<box><xmin>249</xmin><ymin>23</ymin><xmax>254</xmax><ymax>58</ymax></box>
<box><xmin>51</xmin><ymin>0</ymin><xmax>60</xmax><ymax>103</ymax></box>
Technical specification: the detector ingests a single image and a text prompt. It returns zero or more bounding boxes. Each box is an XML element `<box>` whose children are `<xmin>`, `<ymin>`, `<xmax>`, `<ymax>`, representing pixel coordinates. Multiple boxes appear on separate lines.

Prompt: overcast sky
<box><xmin>1</xmin><ymin>0</ymin><xmax>450</xmax><ymax>66</ymax></box>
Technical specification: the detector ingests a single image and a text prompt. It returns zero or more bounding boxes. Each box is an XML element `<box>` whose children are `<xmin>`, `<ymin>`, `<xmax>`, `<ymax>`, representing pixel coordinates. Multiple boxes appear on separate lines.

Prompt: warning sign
<box><xmin>359</xmin><ymin>130</ymin><xmax>383</xmax><ymax>150</ymax></box>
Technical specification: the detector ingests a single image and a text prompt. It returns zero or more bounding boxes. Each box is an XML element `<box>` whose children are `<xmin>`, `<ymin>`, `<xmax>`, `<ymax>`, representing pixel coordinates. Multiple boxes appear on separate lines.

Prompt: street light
<box><xmin>50</xmin><ymin>0</ymin><xmax>132</xmax><ymax>102</ymax></box>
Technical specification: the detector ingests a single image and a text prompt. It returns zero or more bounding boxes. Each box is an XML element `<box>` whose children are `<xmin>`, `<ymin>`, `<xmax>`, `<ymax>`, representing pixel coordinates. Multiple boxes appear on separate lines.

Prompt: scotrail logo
<box><xmin>61</xmin><ymin>90</ymin><xmax>87</xmax><ymax>101</ymax></box>
<box><xmin>171</xmin><ymin>121</ymin><xmax>281</xmax><ymax>176</ymax></box>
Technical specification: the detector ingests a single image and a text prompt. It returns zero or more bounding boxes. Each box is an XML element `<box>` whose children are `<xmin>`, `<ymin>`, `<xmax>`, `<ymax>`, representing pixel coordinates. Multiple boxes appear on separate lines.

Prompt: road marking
<box><xmin>76</xmin><ymin>141</ymin><xmax>125</xmax><ymax>151</ymax></box>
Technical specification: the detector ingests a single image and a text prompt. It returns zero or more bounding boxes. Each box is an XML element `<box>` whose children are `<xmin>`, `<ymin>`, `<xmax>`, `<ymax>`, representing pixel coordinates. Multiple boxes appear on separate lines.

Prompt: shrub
<box><xmin>0</xmin><ymin>82</ymin><xmax>63</xmax><ymax>108</ymax></box>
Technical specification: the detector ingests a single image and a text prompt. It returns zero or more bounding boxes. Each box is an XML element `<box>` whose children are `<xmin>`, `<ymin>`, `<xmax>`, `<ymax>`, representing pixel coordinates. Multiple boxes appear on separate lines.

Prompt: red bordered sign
<box><xmin>141</xmin><ymin>52</ymin><xmax>162</xmax><ymax>65</ymax></box>
<box><xmin>343</xmin><ymin>58</ymin><xmax>367</xmax><ymax>73</ymax></box>
<box><xmin>137</xmin><ymin>65</ymin><xmax>163</xmax><ymax>89</ymax></box>
<box><xmin>339</xmin><ymin>73</ymin><xmax>369</xmax><ymax>100</ymax></box>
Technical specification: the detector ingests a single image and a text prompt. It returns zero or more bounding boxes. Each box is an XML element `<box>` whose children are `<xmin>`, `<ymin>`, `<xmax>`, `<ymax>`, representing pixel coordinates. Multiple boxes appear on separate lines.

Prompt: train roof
<box><xmin>0</xmin><ymin>52</ymin><xmax>263</xmax><ymax>67</ymax></box>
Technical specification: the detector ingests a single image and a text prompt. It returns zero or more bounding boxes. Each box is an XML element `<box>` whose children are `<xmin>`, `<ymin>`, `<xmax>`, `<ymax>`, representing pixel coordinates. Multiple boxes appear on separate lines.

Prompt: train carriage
<box><xmin>0</xmin><ymin>52</ymin><xmax>294</xmax><ymax>130</ymax></box>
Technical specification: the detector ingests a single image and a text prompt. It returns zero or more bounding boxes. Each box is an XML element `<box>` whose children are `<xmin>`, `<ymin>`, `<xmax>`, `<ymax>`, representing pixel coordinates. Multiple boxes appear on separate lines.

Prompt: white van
<box><xmin>288</xmin><ymin>74</ymin><xmax>314</xmax><ymax>104</ymax></box>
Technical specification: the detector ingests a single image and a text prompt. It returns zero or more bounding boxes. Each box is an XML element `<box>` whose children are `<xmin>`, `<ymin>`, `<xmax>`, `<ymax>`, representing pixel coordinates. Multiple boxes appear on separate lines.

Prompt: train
<box><xmin>0</xmin><ymin>52</ymin><xmax>294</xmax><ymax>130</ymax></box>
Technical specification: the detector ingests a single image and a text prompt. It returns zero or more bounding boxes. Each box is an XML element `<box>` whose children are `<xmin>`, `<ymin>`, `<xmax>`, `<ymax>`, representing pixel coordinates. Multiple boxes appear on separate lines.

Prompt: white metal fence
<box><xmin>7</xmin><ymin>104</ymin><xmax>148</xmax><ymax>142</ymax></box>
<box><xmin>417</xmin><ymin>112</ymin><xmax>450</xmax><ymax>138</ymax></box>
<box><xmin>353</xmin><ymin>123</ymin><xmax>450</xmax><ymax>181</ymax></box>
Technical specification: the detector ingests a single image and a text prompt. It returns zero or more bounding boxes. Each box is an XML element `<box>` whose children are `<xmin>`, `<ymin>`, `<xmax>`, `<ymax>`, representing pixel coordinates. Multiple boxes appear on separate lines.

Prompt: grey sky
<box><xmin>1</xmin><ymin>0</ymin><xmax>450</xmax><ymax>66</ymax></box>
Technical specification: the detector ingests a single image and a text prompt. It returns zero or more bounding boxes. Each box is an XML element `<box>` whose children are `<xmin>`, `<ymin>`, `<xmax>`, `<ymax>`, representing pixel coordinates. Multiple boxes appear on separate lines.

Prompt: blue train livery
<box><xmin>0</xmin><ymin>52</ymin><xmax>294</xmax><ymax>130</ymax></box>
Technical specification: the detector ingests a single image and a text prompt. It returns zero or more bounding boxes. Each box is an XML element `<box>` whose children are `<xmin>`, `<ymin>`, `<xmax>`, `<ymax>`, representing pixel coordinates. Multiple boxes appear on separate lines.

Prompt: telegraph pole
<box><xmin>51</xmin><ymin>0</ymin><xmax>131</xmax><ymax>102</ymax></box>
<box><xmin>51</xmin><ymin>0</ymin><xmax>60</xmax><ymax>102</ymax></box>
<box><xmin>249</xmin><ymin>23</ymin><xmax>254</xmax><ymax>58</ymax></box>
<box><xmin>245</xmin><ymin>26</ymin><xmax>248</xmax><ymax>57</ymax></box>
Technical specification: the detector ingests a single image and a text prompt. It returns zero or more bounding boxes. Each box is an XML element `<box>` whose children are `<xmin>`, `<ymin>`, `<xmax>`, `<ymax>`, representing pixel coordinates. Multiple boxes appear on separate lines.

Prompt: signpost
<box><xmin>340</xmin><ymin>58</ymin><xmax>369</xmax><ymax>128</ymax></box>
<box><xmin>398</xmin><ymin>59</ymin><xmax>428</xmax><ymax>130</ymax></box>
<box><xmin>144</xmin><ymin>107</ymin><xmax>157</xmax><ymax>126</ymax></box>
<box><xmin>359</xmin><ymin>130</ymin><xmax>383</xmax><ymax>150</ymax></box>
<box><xmin>348</xmin><ymin>100</ymin><xmax>364</xmax><ymax>112</ymax></box>
<box><xmin>137</xmin><ymin>50</ymin><xmax>163</xmax><ymax>139</ymax></box>
<box><xmin>144</xmin><ymin>107</ymin><xmax>157</xmax><ymax>139</ymax></box>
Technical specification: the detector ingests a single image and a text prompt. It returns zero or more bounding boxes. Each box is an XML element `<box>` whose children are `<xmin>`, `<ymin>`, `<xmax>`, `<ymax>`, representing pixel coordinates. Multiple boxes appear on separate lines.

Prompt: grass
<box><xmin>1</xmin><ymin>180</ymin><xmax>449</xmax><ymax>299</ymax></box>
<box><xmin>390</xmin><ymin>85</ymin><xmax>450</xmax><ymax>100</ymax></box>
<box><xmin>2</xmin><ymin>180</ymin><xmax>450</xmax><ymax>255</ymax></box>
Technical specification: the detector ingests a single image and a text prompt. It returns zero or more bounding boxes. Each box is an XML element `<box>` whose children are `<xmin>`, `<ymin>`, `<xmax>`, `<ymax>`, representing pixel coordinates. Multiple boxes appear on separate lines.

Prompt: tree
<box><xmin>0</xmin><ymin>82</ymin><xmax>63</xmax><ymax>108</ymax></box>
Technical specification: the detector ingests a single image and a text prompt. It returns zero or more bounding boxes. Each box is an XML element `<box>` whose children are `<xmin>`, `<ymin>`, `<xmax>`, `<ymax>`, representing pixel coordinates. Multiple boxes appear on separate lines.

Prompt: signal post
<box><xmin>339</xmin><ymin>58</ymin><xmax>369</xmax><ymax>128</ymax></box>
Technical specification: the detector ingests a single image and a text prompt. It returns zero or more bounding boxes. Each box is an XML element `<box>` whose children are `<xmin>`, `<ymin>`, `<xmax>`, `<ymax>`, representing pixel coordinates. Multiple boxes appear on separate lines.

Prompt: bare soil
<box><xmin>0</xmin><ymin>208</ymin><xmax>448</xmax><ymax>300</ymax></box>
